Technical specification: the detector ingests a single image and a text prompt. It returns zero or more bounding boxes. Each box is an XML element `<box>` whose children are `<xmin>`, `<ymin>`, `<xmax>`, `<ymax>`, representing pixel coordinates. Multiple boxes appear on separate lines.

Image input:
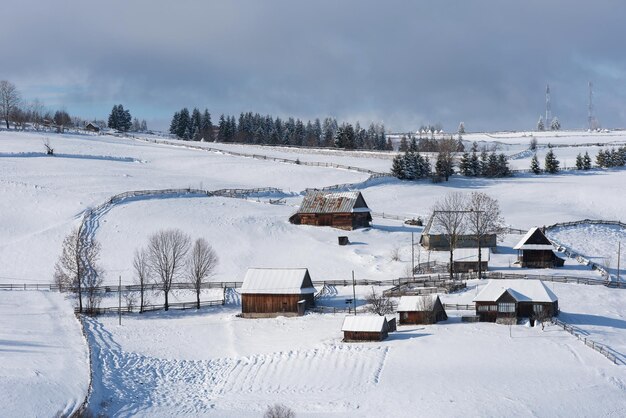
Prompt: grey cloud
<box><xmin>2</xmin><ymin>0</ymin><xmax>626</xmax><ymax>131</ymax></box>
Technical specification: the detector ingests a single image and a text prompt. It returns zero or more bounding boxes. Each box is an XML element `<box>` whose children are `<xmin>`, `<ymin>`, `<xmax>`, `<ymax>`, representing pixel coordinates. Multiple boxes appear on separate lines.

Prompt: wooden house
<box><xmin>452</xmin><ymin>248</ymin><xmax>490</xmax><ymax>273</ymax></box>
<box><xmin>85</xmin><ymin>122</ymin><xmax>100</xmax><ymax>132</ymax></box>
<box><xmin>240</xmin><ymin>268</ymin><xmax>317</xmax><ymax>318</ymax></box>
<box><xmin>514</xmin><ymin>227</ymin><xmax>564</xmax><ymax>268</ymax></box>
<box><xmin>473</xmin><ymin>279</ymin><xmax>558</xmax><ymax>323</ymax></box>
<box><xmin>397</xmin><ymin>295</ymin><xmax>448</xmax><ymax>325</ymax></box>
<box><xmin>341</xmin><ymin>315</ymin><xmax>390</xmax><ymax>342</ymax></box>
<box><xmin>420</xmin><ymin>213</ymin><xmax>497</xmax><ymax>250</ymax></box>
<box><xmin>289</xmin><ymin>191</ymin><xmax>372</xmax><ymax>230</ymax></box>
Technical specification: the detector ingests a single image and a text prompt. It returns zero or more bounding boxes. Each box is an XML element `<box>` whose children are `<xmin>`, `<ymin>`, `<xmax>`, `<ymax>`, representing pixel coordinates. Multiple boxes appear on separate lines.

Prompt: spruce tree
<box><xmin>399</xmin><ymin>136</ymin><xmax>408</xmax><ymax>152</ymax></box>
<box><xmin>391</xmin><ymin>154</ymin><xmax>405</xmax><ymax>179</ymax></box>
<box><xmin>550</xmin><ymin>117</ymin><xmax>561</xmax><ymax>131</ymax></box>
<box><xmin>537</xmin><ymin>116</ymin><xmax>545</xmax><ymax>131</ymax></box>
<box><xmin>169</xmin><ymin>111</ymin><xmax>180</xmax><ymax>135</ymax></box>
<box><xmin>595</xmin><ymin>149</ymin><xmax>607</xmax><ymax>168</ymax></box>
<box><xmin>497</xmin><ymin>153</ymin><xmax>511</xmax><ymax>177</ymax></box>
<box><xmin>530</xmin><ymin>154</ymin><xmax>541</xmax><ymax>174</ymax></box>
<box><xmin>544</xmin><ymin>149</ymin><xmax>560</xmax><ymax>173</ymax></box>
<box><xmin>575</xmin><ymin>153</ymin><xmax>584</xmax><ymax>170</ymax></box>
<box><xmin>459</xmin><ymin>152</ymin><xmax>471</xmax><ymax>176</ymax></box>
<box><xmin>583</xmin><ymin>151</ymin><xmax>592</xmax><ymax>170</ymax></box>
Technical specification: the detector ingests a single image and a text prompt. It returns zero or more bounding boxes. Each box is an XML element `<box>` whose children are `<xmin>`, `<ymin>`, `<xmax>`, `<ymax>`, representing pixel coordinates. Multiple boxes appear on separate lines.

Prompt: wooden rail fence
<box><xmin>73</xmin><ymin>299</ymin><xmax>224</xmax><ymax>315</ymax></box>
<box><xmin>551</xmin><ymin>318</ymin><xmax>620</xmax><ymax>365</ymax></box>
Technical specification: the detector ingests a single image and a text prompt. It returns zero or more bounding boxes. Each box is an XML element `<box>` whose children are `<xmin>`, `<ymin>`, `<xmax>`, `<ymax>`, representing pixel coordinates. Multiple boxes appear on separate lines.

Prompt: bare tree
<box><xmin>53</xmin><ymin>227</ymin><xmax>103</xmax><ymax>313</ymax></box>
<box><xmin>416</xmin><ymin>295</ymin><xmax>435</xmax><ymax>323</ymax></box>
<box><xmin>264</xmin><ymin>404</ymin><xmax>296</xmax><ymax>418</ymax></box>
<box><xmin>432</xmin><ymin>192</ymin><xmax>468</xmax><ymax>279</ymax></box>
<box><xmin>133</xmin><ymin>247</ymin><xmax>150</xmax><ymax>313</ymax></box>
<box><xmin>365</xmin><ymin>287</ymin><xmax>394</xmax><ymax>316</ymax></box>
<box><xmin>147</xmin><ymin>229</ymin><xmax>191</xmax><ymax>311</ymax></box>
<box><xmin>187</xmin><ymin>238</ymin><xmax>219</xmax><ymax>309</ymax></box>
<box><xmin>0</xmin><ymin>80</ymin><xmax>20</xmax><ymax>129</ymax></box>
<box><xmin>466</xmin><ymin>192</ymin><xmax>504</xmax><ymax>279</ymax></box>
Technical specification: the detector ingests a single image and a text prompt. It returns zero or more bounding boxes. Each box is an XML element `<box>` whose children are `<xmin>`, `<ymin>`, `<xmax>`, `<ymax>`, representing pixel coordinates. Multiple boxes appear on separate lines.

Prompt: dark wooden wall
<box><xmin>242</xmin><ymin>293</ymin><xmax>314</xmax><ymax>314</ymax></box>
<box><xmin>520</xmin><ymin>250</ymin><xmax>564</xmax><ymax>268</ymax></box>
<box><xmin>343</xmin><ymin>330</ymin><xmax>388</xmax><ymax>342</ymax></box>
<box><xmin>293</xmin><ymin>212</ymin><xmax>370</xmax><ymax>230</ymax></box>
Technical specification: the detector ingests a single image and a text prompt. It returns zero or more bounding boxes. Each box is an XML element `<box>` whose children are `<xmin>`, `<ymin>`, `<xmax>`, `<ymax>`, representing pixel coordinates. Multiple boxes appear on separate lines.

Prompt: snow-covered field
<box><xmin>1</xmin><ymin>129</ymin><xmax>625</xmax><ymax>416</ymax></box>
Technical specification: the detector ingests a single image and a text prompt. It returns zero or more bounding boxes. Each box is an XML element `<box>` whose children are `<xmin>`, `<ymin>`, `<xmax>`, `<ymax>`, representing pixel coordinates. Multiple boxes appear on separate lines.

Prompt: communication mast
<box><xmin>588</xmin><ymin>81</ymin><xmax>594</xmax><ymax>130</ymax></box>
<box><xmin>545</xmin><ymin>84</ymin><xmax>552</xmax><ymax>126</ymax></box>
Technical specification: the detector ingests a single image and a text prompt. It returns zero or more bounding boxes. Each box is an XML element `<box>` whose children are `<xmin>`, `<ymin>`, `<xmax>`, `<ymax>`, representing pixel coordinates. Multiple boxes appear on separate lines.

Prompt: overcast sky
<box><xmin>2</xmin><ymin>1</ymin><xmax>626</xmax><ymax>132</ymax></box>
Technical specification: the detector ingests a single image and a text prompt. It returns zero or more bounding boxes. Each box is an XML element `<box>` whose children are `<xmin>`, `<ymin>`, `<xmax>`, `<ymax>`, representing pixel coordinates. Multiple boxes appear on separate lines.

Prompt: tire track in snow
<box><xmin>84</xmin><ymin>321</ymin><xmax>388</xmax><ymax>415</ymax></box>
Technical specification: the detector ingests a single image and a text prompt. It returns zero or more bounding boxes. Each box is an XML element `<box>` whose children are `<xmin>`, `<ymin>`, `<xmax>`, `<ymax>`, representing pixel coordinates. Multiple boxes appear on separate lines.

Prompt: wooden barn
<box><xmin>420</xmin><ymin>213</ymin><xmax>497</xmax><ymax>250</ymax></box>
<box><xmin>452</xmin><ymin>248</ymin><xmax>490</xmax><ymax>273</ymax></box>
<box><xmin>240</xmin><ymin>268</ymin><xmax>317</xmax><ymax>318</ymax></box>
<box><xmin>341</xmin><ymin>316</ymin><xmax>390</xmax><ymax>342</ymax></box>
<box><xmin>473</xmin><ymin>279</ymin><xmax>559</xmax><ymax>323</ymax></box>
<box><xmin>289</xmin><ymin>191</ymin><xmax>372</xmax><ymax>230</ymax></box>
<box><xmin>514</xmin><ymin>227</ymin><xmax>565</xmax><ymax>268</ymax></box>
<box><xmin>85</xmin><ymin>122</ymin><xmax>100</xmax><ymax>132</ymax></box>
<box><xmin>397</xmin><ymin>295</ymin><xmax>448</xmax><ymax>325</ymax></box>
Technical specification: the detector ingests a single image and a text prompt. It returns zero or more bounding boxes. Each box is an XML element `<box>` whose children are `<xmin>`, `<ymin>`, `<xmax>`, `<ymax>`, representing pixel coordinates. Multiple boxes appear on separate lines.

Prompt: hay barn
<box><xmin>514</xmin><ymin>227</ymin><xmax>565</xmax><ymax>268</ymax></box>
<box><xmin>397</xmin><ymin>295</ymin><xmax>448</xmax><ymax>325</ymax></box>
<box><xmin>452</xmin><ymin>248</ymin><xmax>490</xmax><ymax>273</ymax></box>
<box><xmin>240</xmin><ymin>268</ymin><xmax>316</xmax><ymax>318</ymax></box>
<box><xmin>341</xmin><ymin>316</ymin><xmax>390</xmax><ymax>342</ymax></box>
<box><xmin>289</xmin><ymin>191</ymin><xmax>372</xmax><ymax>230</ymax></box>
<box><xmin>420</xmin><ymin>213</ymin><xmax>497</xmax><ymax>250</ymax></box>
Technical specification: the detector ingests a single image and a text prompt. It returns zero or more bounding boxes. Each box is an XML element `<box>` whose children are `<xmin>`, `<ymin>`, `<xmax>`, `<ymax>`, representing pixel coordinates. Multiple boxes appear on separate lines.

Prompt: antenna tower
<box><xmin>545</xmin><ymin>84</ymin><xmax>552</xmax><ymax>125</ymax></box>
<box><xmin>587</xmin><ymin>81</ymin><xmax>594</xmax><ymax>131</ymax></box>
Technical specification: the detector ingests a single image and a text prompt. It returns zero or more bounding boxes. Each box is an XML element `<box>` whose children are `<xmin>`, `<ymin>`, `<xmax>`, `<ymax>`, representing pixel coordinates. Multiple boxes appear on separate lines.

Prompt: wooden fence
<box><xmin>551</xmin><ymin>318</ymin><xmax>620</xmax><ymax>365</ymax></box>
<box><xmin>73</xmin><ymin>299</ymin><xmax>224</xmax><ymax>315</ymax></box>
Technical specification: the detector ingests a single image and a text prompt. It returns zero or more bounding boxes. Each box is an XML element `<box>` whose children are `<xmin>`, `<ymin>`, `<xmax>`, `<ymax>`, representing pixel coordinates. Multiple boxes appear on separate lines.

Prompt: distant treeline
<box><xmin>169</xmin><ymin>108</ymin><xmax>392</xmax><ymax>150</ymax></box>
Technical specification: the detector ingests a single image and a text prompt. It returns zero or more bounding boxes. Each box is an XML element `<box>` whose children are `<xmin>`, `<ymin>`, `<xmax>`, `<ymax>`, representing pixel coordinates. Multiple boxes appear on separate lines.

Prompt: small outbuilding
<box><xmin>452</xmin><ymin>248</ymin><xmax>490</xmax><ymax>273</ymax></box>
<box><xmin>473</xmin><ymin>279</ymin><xmax>559</xmax><ymax>323</ymax></box>
<box><xmin>397</xmin><ymin>295</ymin><xmax>448</xmax><ymax>325</ymax></box>
<box><xmin>341</xmin><ymin>315</ymin><xmax>390</xmax><ymax>342</ymax></box>
<box><xmin>289</xmin><ymin>191</ymin><xmax>372</xmax><ymax>230</ymax></box>
<box><xmin>85</xmin><ymin>122</ymin><xmax>101</xmax><ymax>133</ymax></box>
<box><xmin>420</xmin><ymin>213</ymin><xmax>497</xmax><ymax>250</ymax></box>
<box><xmin>240</xmin><ymin>268</ymin><xmax>317</xmax><ymax>318</ymax></box>
<box><xmin>514</xmin><ymin>227</ymin><xmax>564</xmax><ymax>268</ymax></box>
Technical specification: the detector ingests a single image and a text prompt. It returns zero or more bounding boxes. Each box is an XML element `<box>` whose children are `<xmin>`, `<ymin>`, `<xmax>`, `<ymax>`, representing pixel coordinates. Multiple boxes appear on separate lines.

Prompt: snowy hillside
<box><xmin>1</xmin><ymin>129</ymin><xmax>625</xmax><ymax>416</ymax></box>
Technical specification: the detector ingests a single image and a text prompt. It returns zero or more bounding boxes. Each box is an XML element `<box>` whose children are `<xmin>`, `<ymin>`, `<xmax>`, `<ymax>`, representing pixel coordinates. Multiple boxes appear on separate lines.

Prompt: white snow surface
<box><xmin>240</xmin><ymin>268</ymin><xmax>316</xmax><ymax>294</ymax></box>
<box><xmin>1</xmin><ymin>129</ymin><xmax>626</xmax><ymax>416</ymax></box>
<box><xmin>0</xmin><ymin>291</ymin><xmax>89</xmax><ymax>417</ymax></box>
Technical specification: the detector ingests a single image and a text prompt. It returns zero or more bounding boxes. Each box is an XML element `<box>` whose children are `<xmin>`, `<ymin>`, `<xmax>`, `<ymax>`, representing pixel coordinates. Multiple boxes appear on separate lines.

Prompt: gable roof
<box><xmin>397</xmin><ymin>295</ymin><xmax>440</xmax><ymax>312</ymax></box>
<box><xmin>341</xmin><ymin>315</ymin><xmax>388</xmax><ymax>332</ymax></box>
<box><xmin>295</xmin><ymin>191</ymin><xmax>370</xmax><ymax>214</ymax></box>
<box><xmin>473</xmin><ymin>279</ymin><xmax>558</xmax><ymax>303</ymax></box>
<box><xmin>241</xmin><ymin>268</ymin><xmax>316</xmax><ymax>295</ymax></box>
<box><xmin>514</xmin><ymin>227</ymin><xmax>554</xmax><ymax>250</ymax></box>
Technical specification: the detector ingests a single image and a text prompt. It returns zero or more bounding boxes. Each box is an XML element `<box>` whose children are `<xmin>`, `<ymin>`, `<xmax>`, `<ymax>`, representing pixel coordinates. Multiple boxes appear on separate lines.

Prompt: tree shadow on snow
<box><xmin>387</xmin><ymin>330</ymin><xmax>430</xmax><ymax>341</ymax></box>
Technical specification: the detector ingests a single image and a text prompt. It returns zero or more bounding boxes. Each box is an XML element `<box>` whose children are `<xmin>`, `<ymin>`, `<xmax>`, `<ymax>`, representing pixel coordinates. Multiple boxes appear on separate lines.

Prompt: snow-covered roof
<box><xmin>514</xmin><ymin>227</ymin><xmax>554</xmax><ymax>250</ymax></box>
<box><xmin>341</xmin><ymin>315</ymin><xmax>387</xmax><ymax>332</ymax></box>
<box><xmin>473</xmin><ymin>279</ymin><xmax>558</xmax><ymax>303</ymax></box>
<box><xmin>396</xmin><ymin>295</ymin><xmax>439</xmax><ymax>312</ymax></box>
<box><xmin>295</xmin><ymin>191</ymin><xmax>370</xmax><ymax>214</ymax></box>
<box><xmin>241</xmin><ymin>268</ymin><xmax>316</xmax><ymax>295</ymax></box>
<box><xmin>453</xmin><ymin>248</ymin><xmax>490</xmax><ymax>262</ymax></box>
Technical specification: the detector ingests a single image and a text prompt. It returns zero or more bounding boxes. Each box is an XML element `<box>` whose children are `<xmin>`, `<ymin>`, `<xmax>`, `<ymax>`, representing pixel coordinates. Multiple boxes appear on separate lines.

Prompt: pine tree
<box><xmin>391</xmin><ymin>154</ymin><xmax>405</xmax><ymax>179</ymax></box>
<box><xmin>409</xmin><ymin>136</ymin><xmax>418</xmax><ymax>152</ymax></box>
<box><xmin>469</xmin><ymin>144</ymin><xmax>480</xmax><ymax>176</ymax></box>
<box><xmin>459</xmin><ymin>152</ymin><xmax>471</xmax><ymax>176</ymax></box>
<box><xmin>550</xmin><ymin>117</ymin><xmax>561</xmax><ymax>131</ymax></box>
<box><xmin>190</xmin><ymin>108</ymin><xmax>202</xmax><ymax>140</ymax></box>
<box><xmin>530</xmin><ymin>154</ymin><xmax>541</xmax><ymax>174</ymax></box>
<box><xmin>200</xmin><ymin>109</ymin><xmax>213</xmax><ymax>141</ymax></box>
<box><xmin>399</xmin><ymin>136</ymin><xmax>408</xmax><ymax>152</ymax></box>
<box><xmin>169</xmin><ymin>111</ymin><xmax>180</xmax><ymax>135</ymax></box>
<box><xmin>479</xmin><ymin>150</ymin><xmax>489</xmax><ymax>176</ymax></box>
<box><xmin>176</xmin><ymin>108</ymin><xmax>190</xmax><ymax>139</ymax></box>
<box><xmin>544</xmin><ymin>149</ymin><xmax>560</xmax><ymax>173</ymax></box>
<box><xmin>575</xmin><ymin>153</ymin><xmax>584</xmax><ymax>170</ymax></box>
<box><xmin>458</xmin><ymin>122</ymin><xmax>465</xmax><ymax>135</ymax></box>
<box><xmin>537</xmin><ymin>116</ymin><xmax>545</xmax><ymax>131</ymax></box>
<box><xmin>595</xmin><ymin>149</ymin><xmax>607</xmax><ymax>168</ymax></box>
<box><xmin>583</xmin><ymin>151</ymin><xmax>592</xmax><ymax>170</ymax></box>
<box><xmin>497</xmin><ymin>153</ymin><xmax>511</xmax><ymax>177</ymax></box>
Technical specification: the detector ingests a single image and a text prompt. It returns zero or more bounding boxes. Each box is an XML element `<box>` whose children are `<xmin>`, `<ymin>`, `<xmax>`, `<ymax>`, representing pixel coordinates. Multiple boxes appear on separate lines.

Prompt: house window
<box><xmin>533</xmin><ymin>305</ymin><xmax>544</xmax><ymax>314</ymax></box>
<box><xmin>498</xmin><ymin>303</ymin><xmax>515</xmax><ymax>313</ymax></box>
<box><xmin>478</xmin><ymin>305</ymin><xmax>497</xmax><ymax>312</ymax></box>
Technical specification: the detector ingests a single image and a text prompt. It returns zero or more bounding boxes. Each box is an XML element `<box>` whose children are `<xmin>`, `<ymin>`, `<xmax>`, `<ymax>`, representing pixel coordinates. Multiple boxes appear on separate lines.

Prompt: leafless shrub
<box><xmin>264</xmin><ymin>404</ymin><xmax>295</xmax><ymax>418</ymax></box>
<box><xmin>389</xmin><ymin>247</ymin><xmax>401</xmax><ymax>262</ymax></box>
<box><xmin>365</xmin><ymin>287</ymin><xmax>394</xmax><ymax>316</ymax></box>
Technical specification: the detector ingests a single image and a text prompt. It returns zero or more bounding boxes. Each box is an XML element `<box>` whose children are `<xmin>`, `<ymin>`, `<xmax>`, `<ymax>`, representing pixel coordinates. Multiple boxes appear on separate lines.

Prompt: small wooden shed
<box><xmin>452</xmin><ymin>248</ymin><xmax>490</xmax><ymax>273</ymax></box>
<box><xmin>397</xmin><ymin>295</ymin><xmax>448</xmax><ymax>325</ymax></box>
<box><xmin>420</xmin><ymin>213</ymin><xmax>497</xmax><ymax>250</ymax></box>
<box><xmin>341</xmin><ymin>316</ymin><xmax>390</xmax><ymax>342</ymax></box>
<box><xmin>85</xmin><ymin>122</ymin><xmax>100</xmax><ymax>132</ymax></box>
<box><xmin>240</xmin><ymin>268</ymin><xmax>317</xmax><ymax>318</ymax></box>
<box><xmin>473</xmin><ymin>279</ymin><xmax>559</xmax><ymax>323</ymax></box>
<box><xmin>514</xmin><ymin>227</ymin><xmax>564</xmax><ymax>268</ymax></box>
<box><xmin>289</xmin><ymin>191</ymin><xmax>372</xmax><ymax>230</ymax></box>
